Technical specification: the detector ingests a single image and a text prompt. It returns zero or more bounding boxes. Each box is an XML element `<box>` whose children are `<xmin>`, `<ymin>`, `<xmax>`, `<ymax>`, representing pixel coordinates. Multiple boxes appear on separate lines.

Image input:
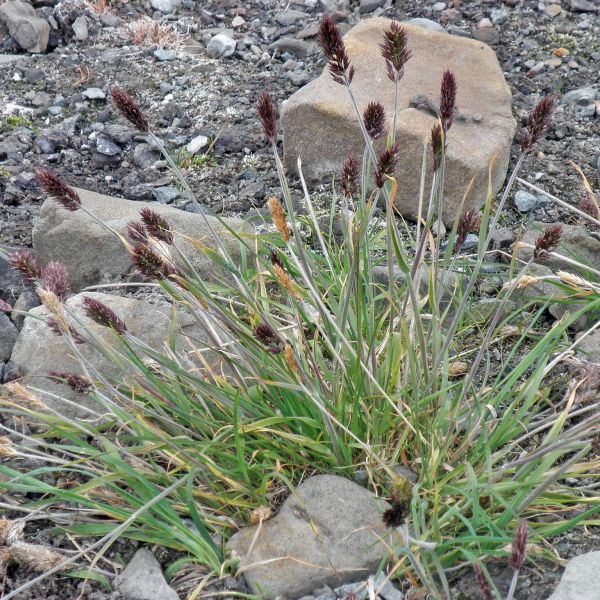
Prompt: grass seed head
<box><xmin>48</xmin><ymin>371</ymin><xmax>93</xmax><ymax>394</ymax></box>
<box><xmin>140</xmin><ymin>207</ymin><xmax>173</xmax><ymax>244</ymax></box>
<box><xmin>456</xmin><ymin>209</ymin><xmax>482</xmax><ymax>252</ymax></box>
<box><xmin>533</xmin><ymin>224</ymin><xmax>562</xmax><ymax>259</ymax></box>
<box><xmin>40</xmin><ymin>261</ymin><xmax>71</xmax><ymax>300</ymax></box>
<box><xmin>35</xmin><ymin>169</ymin><xmax>82</xmax><ymax>212</ymax></box>
<box><xmin>318</xmin><ymin>15</ymin><xmax>355</xmax><ymax>85</ymax></box>
<box><xmin>340</xmin><ymin>154</ymin><xmax>360</xmax><ymax>198</ymax></box>
<box><xmin>430</xmin><ymin>123</ymin><xmax>444</xmax><ymax>172</ymax></box>
<box><xmin>0</xmin><ymin>436</ymin><xmax>17</xmax><ymax>458</ymax></box>
<box><xmin>254</xmin><ymin>322</ymin><xmax>283</xmax><ymax>354</ymax></box>
<box><xmin>257</xmin><ymin>91</ymin><xmax>278</xmax><ymax>144</ymax></box>
<box><xmin>521</xmin><ymin>95</ymin><xmax>555</xmax><ymax>154</ymax></box>
<box><xmin>579</xmin><ymin>196</ymin><xmax>599</xmax><ymax>220</ymax></box>
<box><xmin>127</xmin><ymin>220</ymin><xmax>148</xmax><ymax>243</ymax></box>
<box><xmin>4</xmin><ymin>382</ymin><xmax>48</xmax><ymax>411</ymax></box>
<box><xmin>473</xmin><ymin>563</ymin><xmax>493</xmax><ymax>600</ymax></box>
<box><xmin>267</xmin><ymin>197</ymin><xmax>290</xmax><ymax>242</ymax></box>
<box><xmin>9</xmin><ymin>250</ymin><xmax>41</xmax><ymax>283</ymax></box>
<box><xmin>111</xmin><ymin>86</ymin><xmax>149</xmax><ymax>133</ymax></box>
<box><xmin>375</xmin><ymin>144</ymin><xmax>400</xmax><ymax>189</ymax></box>
<box><xmin>509</xmin><ymin>520</ymin><xmax>529</xmax><ymax>570</ymax></box>
<box><xmin>439</xmin><ymin>70</ymin><xmax>457</xmax><ymax>133</ymax></box>
<box><xmin>380</xmin><ymin>21</ymin><xmax>412</xmax><ymax>82</ymax></box>
<box><xmin>363</xmin><ymin>102</ymin><xmax>386</xmax><ymax>140</ymax></box>
<box><xmin>10</xmin><ymin>542</ymin><xmax>67</xmax><ymax>572</ymax></box>
<box><xmin>83</xmin><ymin>297</ymin><xmax>127</xmax><ymax>334</ymax></box>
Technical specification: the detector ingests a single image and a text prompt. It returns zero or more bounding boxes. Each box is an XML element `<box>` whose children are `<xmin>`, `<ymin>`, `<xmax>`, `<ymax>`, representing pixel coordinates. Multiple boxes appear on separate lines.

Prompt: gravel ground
<box><xmin>1</xmin><ymin>0</ymin><xmax>599</xmax><ymax>598</ymax></box>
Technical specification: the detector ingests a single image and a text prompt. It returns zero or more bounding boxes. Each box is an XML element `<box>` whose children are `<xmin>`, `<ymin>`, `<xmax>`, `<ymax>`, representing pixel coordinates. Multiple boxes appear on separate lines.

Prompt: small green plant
<box><xmin>1</xmin><ymin>17</ymin><xmax>600</xmax><ymax>600</ymax></box>
<box><xmin>1</xmin><ymin>114</ymin><xmax>35</xmax><ymax>133</ymax></box>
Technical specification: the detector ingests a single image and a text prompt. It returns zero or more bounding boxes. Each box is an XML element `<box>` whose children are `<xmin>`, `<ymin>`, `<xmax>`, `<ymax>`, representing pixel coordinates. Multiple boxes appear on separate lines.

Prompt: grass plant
<box><xmin>1</xmin><ymin>16</ymin><xmax>600</xmax><ymax>600</ymax></box>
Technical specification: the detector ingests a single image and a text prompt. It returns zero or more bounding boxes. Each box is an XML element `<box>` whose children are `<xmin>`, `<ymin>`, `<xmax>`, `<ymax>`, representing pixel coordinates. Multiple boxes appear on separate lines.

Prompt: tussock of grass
<box><xmin>2</xmin><ymin>17</ymin><xmax>600</xmax><ymax>600</ymax></box>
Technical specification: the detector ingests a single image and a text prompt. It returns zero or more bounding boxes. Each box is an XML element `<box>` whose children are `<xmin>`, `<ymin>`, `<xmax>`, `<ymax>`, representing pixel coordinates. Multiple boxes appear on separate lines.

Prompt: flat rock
<box><xmin>0</xmin><ymin>53</ymin><xmax>27</xmax><ymax>66</ymax></box>
<box><xmin>227</xmin><ymin>474</ymin><xmax>391</xmax><ymax>599</ymax></box>
<box><xmin>282</xmin><ymin>17</ymin><xmax>516</xmax><ymax>223</ymax></box>
<box><xmin>546</xmin><ymin>551</ymin><xmax>600</xmax><ymax>599</ymax></box>
<box><xmin>0</xmin><ymin>1</ymin><xmax>49</xmax><ymax>53</ymax></box>
<box><xmin>115</xmin><ymin>548</ymin><xmax>179</xmax><ymax>600</ymax></box>
<box><xmin>10</xmin><ymin>292</ymin><xmax>220</xmax><ymax>418</ymax></box>
<box><xmin>32</xmin><ymin>188</ymin><xmax>253</xmax><ymax>291</ymax></box>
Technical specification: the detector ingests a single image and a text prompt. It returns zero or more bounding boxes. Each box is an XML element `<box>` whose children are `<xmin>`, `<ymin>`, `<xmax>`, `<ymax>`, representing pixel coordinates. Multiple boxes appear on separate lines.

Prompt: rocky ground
<box><xmin>0</xmin><ymin>0</ymin><xmax>599</xmax><ymax>598</ymax></box>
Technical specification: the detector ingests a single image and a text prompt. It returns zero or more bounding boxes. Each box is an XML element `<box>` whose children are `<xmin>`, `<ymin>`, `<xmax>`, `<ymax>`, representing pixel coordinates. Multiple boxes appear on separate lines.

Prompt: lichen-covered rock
<box><xmin>282</xmin><ymin>17</ymin><xmax>516</xmax><ymax>223</ymax></box>
<box><xmin>227</xmin><ymin>475</ymin><xmax>391</xmax><ymax>599</ymax></box>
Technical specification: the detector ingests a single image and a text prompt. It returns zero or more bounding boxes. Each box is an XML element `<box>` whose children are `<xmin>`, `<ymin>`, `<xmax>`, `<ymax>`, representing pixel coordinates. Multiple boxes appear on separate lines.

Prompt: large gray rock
<box><xmin>9</xmin><ymin>292</ymin><xmax>221</xmax><ymax>418</ymax></box>
<box><xmin>227</xmin><ymin>475</ymin><xmax>391</xmax><ymax>599</ymax></box>
<box><xmin>32</xmin><ymin>188</ymin><xmax>252</xmax><ymax>291</ymax></box>
<box><xmin>0</xmin><ymin>1</ymin><xmax>49</xmax><ymax>53</ymax></box>
<box><xmin>115</xmin><ymin>548</ymin><xmax>178</xmax><ymax>600</ymax></box>
<box><xmin>546</xmin><ymin>552</ymin><xmax>600</xmax><ymax>600</ymax></box>
<box><xmin>282</xmin><ymin>17</ymin><xmax>516</xmax><ymax>223</ymax></box>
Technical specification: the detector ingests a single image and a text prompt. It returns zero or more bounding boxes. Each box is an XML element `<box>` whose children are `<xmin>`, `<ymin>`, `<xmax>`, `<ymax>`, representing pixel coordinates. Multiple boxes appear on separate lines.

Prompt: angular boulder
<box><xmin>547</xmin><ymin>552</ymin><xmax>600</xmax><ymax>600</ymax></box>
<box><xmin>0</xmin><ymin>1</ymin><xmax>49</xmax><ymax>53</ymax></box>
<box><xmin>227</xmin><ymin>474</ymin><xmax>391</xmax><ymax>599</ymax></box>
<box><xmin>115</xmin><ymin>548</ymin><xmax>179</xmax><ymax>600</ymax></box>
<box><xmin>9</xmin><ymin>292</ymin><xmax>221</xmax><ymax>418</ymax></box>
<box><xmin>282</xmin><ymin>17</ymin><xmax>516</xmax><ymax>223</ymax></box>
<box><xmin>33</xmin><ymin>188</ymin><xmax>253</xmax><ymax>291</ymax></box>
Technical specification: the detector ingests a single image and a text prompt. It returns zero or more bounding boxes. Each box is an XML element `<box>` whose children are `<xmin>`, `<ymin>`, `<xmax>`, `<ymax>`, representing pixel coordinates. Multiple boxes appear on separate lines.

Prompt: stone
<box><xmin>490</xmin><ymin>7</ymin><xmax>509</xmax><ymax>24</ymax></box>
<box><xmin>133</xmin><ymin>143</ymin><xmax>160</xmax><ymax>169</ymax></box>
<box><xmin>0</xmin><ymin>313</ymin><xmax>17</xmax><ymax>361</ymax></box>
<box><xmin>207</xmin><ymin>33</ymin><xmax>236</xmax><ymax>58</ymax></box>
<box><xmin>544</xmin><ymin>4</ymin><xmax>562</xmax><ymax>16</ymax></box>
<box><xmin>152</xmin><ymin>186</ymin><xmax>179</xmax><ymax>204</ymax></box>
<box><xmin>0</xmin><ymin>1</ymin><xmax>49</xmax><ymax>53</ymax></box>
<box><xmin>546</xmin><ymin>552</ymin><xmax>600</xmax><ymax>599</ymax></box>
<box><xmin>32</xmin><ymin>188</ymin><xmax>252</xmax><ymax>291</ymax></box>
<box><xmin>0</xmin><ymin>53</ymin><xmax>26</xmax><ymax>66</ymax></box>
<box><xmin>10</xmin><ymin>292</ymin><xmax>221</xmax><ymax>418</ymax></box>
<box><xmin>269</xmin><ymin>37</ymin><xmax>311</xmax><ymax>58</ymax></box>
<box><xmin>115</xmin><ymin>548</ymin><xmax>178</xmax><ymax>600</ymax></box>
<box><xmin>406</xmin><ymin>17</ymin><xmax>447</xmax><ymax>33</ymax></box>
<box><xmin>232</xmin><ymin>15</ymin><xmax>245</xmax><ymax>27</ymax></box>
<box><xmin>227</xmin><ymin>475</ymin><xmax>391</xmax><ymax>599</ymax></box>
<box><xmin>82</xmin><ymin>87</ymin><xmax>106</xmax><ymax>100</ymax></box>
<box><xmin>575</xmin><ymin>330</ymin><xmax>600</xmax><ymax>363</ymax></box>
<box><xmin>96</xmin><ymin>136</ymin><xmax>121</xmax><ymax>156</ymax></box>
<box><xmin>154</xmin><ymin>48</ymin><xmax>177</xmax><ymax>61</ymax></box>
<box><xmin>562</xmin><ymin>87</ymin><xmax>598</xmax><ymax>105</ymax></box>
<box><xmin>150</xmin><ymin>0</ymin><xmax>180</xmax><ymax>13</ymax></box>
<box><xmin>473</xmin><ymin>25</ymin><xmax>499</xmax><ymax>44</ymax></box>
<box><xmin>514</xmin><ymin>190</ymin><xmax>541</xmax><ymax>212</ymax></box>
<box><xmin>186</xmin><ymin>134</ymin><xmax>209</xmax><ymax>155</ymax></box>
<box><xmin>567</xmin><ymin>0</ymin><xmax>599</xmax><ymax>12</ymax></box>
<box><xmin>71</xmin><ymin>15</ymin><xmax>88</xmax><ymax>40</ymax></box>
<box><xmin>275</xmin><ymin>9</ymin><xmax>309</xmax><ymax>26</ymax></box>
<box><xmin>11</xmin><ymin>289</ymin><xmax>39</xmax><ymax>329</ymax></box>
<box><xmin>360</xmin><ymin>0</ymin><xmax>386</xmax><ymax>12</ymax></box>
<box><xmin>282</xmin><ymin>18</ymin><xmax>516</xmax><ymax>224</ymax></box>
